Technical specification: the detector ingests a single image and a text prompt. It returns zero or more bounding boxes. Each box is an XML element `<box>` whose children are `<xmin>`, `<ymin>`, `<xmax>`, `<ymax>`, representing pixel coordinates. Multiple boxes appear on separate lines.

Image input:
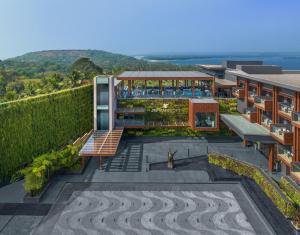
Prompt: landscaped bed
<box><xmin>208</xmin><ymin>152</ymin><xmax>300</xmax><ymax>229</ymax></box>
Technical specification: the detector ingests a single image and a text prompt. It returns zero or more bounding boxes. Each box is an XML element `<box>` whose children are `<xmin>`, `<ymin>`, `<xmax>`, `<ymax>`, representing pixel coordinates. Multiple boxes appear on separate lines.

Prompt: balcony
<box><xmin>242</xmin><ymin>107</ymin><xmax>257</xmax><ymax>123</ymax></box>
<box><xmin>254</xmin><ymin>96</ymin><xmax>272</xmax><ymax>111</ymax></box>
<box><xmin>261</xmin><ymin>114</ymin><xmax>272</xmax><ymax>129</ymax></box>
<box><xmin>291</xmin><ymin>163</ymin><xmax>300</xmax><ymax>185</ymax></box>
<box><xmin>277</xmin><ymin>144</ymin><xmax>293</xmax><ymax>166</ymax></box>
<box><xmin>115</xmin><ymin>119</ymin><xmax>145</xmax><ymax>128</ymax></box>
<box><xmin>247</xmin><ymin>90</ymin><xmax>256</xmax><ymax>103</ymax></box>
<box><xmin>270</xmin><ymin>124</ymin><xmax>293</xmax><ymax>145</ymax></box>
<box><xmin>232</xmin><ymin>87</ymin><xmax>245</xmax><ymax>99</ymax></box>
<box><xmin>278</xmin><ymin>102</ymin><xmax>293</xmax><ymax>120</ymax></box>
<box><xmin>292</xmin><ymin>112</ymin><xmax>300</xmax><ymax>128</ymax></box>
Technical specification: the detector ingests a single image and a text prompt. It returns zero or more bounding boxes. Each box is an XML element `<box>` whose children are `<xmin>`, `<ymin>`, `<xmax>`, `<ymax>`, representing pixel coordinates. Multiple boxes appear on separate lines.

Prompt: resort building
<box><xmin>198</xmin><ymin>60</ymin><xmax>263</xmax><ymax>97</ymax></box>
<box><xmin>79</xmin><ymin>71</ymin><xmax>221</xmax><ymax>162</ymax></box>
<box><xmin>226</xmin><ymin>64</ymin><xmax>300</xmax><ymax>182</ymax></box>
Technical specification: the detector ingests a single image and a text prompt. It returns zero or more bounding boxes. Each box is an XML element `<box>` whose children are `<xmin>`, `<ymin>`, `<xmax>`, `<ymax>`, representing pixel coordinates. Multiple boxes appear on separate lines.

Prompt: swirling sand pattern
<box><xmin>50</xmin><ymin>191</ymin><xmax>256</xmax><ymax>235</ymax></box>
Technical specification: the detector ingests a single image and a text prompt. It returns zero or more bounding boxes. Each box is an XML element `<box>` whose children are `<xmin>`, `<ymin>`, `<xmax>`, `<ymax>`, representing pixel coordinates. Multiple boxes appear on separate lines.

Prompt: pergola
<box><xmin>79</xmin><ymin>129</ymin><xmax>124</xmax><ymax>168</ymax></box>
<box><xmin>117</xmin><ymin>71</ymin><xmax>214</xmax><ymax>97</ymax></box>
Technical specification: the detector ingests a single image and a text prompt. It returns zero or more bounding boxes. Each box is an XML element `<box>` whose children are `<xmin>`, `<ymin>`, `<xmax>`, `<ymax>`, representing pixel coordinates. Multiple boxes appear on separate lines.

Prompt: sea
<box><xmin>136</xmin><ymin>52</ymin><xmax>300</xmax><ymax>70</ymax></box>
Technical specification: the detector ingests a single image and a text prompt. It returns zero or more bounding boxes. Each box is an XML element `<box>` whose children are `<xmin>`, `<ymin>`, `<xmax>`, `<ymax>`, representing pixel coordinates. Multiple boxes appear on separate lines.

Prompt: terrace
<box><xmin>232</xmin><ymin>87</ymin><xmax>245</xmax><ymax>99</ymax></box>
<box><xmin>117</xmin><ymin>71</ymin><xmax>214</xmax><ymax>99</ymax></box>
<box><xmin>292</xmin><ymin>112</ymin><xmax>300</xmax><ymax>128</ymax></box>
<box><xmin>261</xmin><ymin>113</ymin><xmax>273</xmax><ymax>129</ymax></box>
<box><xmin>255</xmin><ymin>96</ymin><xmax>273</xmax><ymax>111</ymax></box>
<box><xmin>277</xmin><ymin>144</ymin><xmax>293</xmax><ymax>165</ymax></box>
<box><xmin>119</xmin><ymin>86</ymin><xmax>212</xmax><ymax>98</ymax></box>
<box><xmin>278</xmin><ymin>102</ymin><xmax>294</xmax><ymax>120</ymax></box>
<box><xmin>242</xmin><ymin>107</ymin><xmax>257</xmax><ymax>123</ymax></box>
<box><xmin>248</xmin><ymin>89</ymin><xmax>257</xmax><ymax>103</ymax></box>
<box><xmin>270</xmin><ymin>124</ymin><xmax>293</xmax><ymax>145</ymax></box>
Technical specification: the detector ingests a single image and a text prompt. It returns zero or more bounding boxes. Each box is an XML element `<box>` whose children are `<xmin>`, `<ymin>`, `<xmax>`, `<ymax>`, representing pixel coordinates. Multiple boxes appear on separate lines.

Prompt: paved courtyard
<box><xmin>33</xmin><ymin>183</ymin><xmax>273</xmax><ymax>235</ymax></box>
<box><xmin>0</xmin><ymin>137</ymin><xmax>284</xmax><ymax>234</ymax></box>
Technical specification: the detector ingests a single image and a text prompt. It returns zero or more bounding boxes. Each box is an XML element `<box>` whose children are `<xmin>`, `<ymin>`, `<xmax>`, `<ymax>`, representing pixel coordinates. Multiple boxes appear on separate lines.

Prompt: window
<box><xmin>195</xmin><ymin>112</ymin><xmax>216</xmax><ymax>128</ymax></box>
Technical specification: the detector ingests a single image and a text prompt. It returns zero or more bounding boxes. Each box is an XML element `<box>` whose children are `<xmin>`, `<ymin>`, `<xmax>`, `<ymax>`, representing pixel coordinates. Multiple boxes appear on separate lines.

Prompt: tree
<box><xmin>6</xmin><ymin>81</ymin><xmax>25</xmax><ymax>94</ymax></box>
<box><xmin>67</xmin><ymin>71</ymin><xmax>83</xmax><ymax>87</ymax></box>
<box><xmin>0</xmin><ymin>75</ymin><xmax>5</xmax><ymax>96</ymax></box>
<box><xmin>70</xmin><ymin>57</ymin><xmax>103</xmax><ymax>79</ymax></box>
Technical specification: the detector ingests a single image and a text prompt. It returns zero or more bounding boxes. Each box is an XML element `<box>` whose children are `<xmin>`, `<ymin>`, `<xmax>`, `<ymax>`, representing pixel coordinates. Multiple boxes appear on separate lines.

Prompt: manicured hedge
<box><xmin>0</xmin><ymin>85</ymin><xmax>93</xmax><ymax>185</ymax></box>
<box><xmin>280</xmin><ymin>176</ymin><xmax>300</xmax><ymax>207</ymax></box>
<box><xmin>208</xmin><ymin>152</ymin><xmax>296</xmax><ymax>218</ymax></box>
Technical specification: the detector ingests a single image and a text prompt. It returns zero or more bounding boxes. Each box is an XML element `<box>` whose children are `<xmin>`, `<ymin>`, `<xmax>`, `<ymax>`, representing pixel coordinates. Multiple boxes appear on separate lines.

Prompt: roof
<box><xmin>117</xmin><ymin>71</ymin><xmax>212</xmax><ymax>80</ymax></box>
<box><xmin>215</xmin><ymin>78</ymin><xmax>236</xmax><ymax>87</ymax></box>
<box><xmin>220</xmin><ymin>114</ymin><xmax>275</xmax><ymax>143</ymax></box>
<box><xmin>79</xmin><ymin>129</ymin><xmax>123</xmax><ymax>157</ymax></box>
<box><xmin>190</xmin><ymin>98</ymin><xmax>218</xmax><ymax>104</ymax></box>
<box><xmin>197</xmin><ymin>64</ymin><xmax>225</xmax><ymax>70</ymax></box>
<box><xmin>226</xmin><ymin>70</ymin><xmax>300</xmax><ymax>92</ymax></box>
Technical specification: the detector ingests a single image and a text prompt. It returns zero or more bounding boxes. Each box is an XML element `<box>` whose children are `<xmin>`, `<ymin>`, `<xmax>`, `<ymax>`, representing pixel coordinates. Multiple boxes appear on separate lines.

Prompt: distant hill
<box><xmin>10</xmin><ymin>50</ymin><xmax>145</xmax><ymax>69</ymax></box>
<box><xmin>6</xmin><ymin>50</ymin><xmax>180</xmax><ymax>74</ymax></box>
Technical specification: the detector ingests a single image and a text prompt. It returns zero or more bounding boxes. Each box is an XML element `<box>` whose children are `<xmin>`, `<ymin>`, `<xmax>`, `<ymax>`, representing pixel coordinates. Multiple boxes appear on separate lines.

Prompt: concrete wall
<box><xmin>236</xmin><ymin>65</ymin><xmax>282</xmax><ymax>74</ymax></box>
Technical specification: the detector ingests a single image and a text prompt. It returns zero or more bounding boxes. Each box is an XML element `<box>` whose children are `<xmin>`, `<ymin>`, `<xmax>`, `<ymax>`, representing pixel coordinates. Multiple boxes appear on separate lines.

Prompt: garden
<box><xmin>208</xmin><ymin>152</ymin><xmax>300</xmax><ymax>229</ymax></box>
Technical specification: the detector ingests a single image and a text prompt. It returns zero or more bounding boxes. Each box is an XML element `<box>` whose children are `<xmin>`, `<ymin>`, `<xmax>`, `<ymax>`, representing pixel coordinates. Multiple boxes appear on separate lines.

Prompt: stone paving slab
<box><xmin>33</xmin><ymin>182</ymin><xmax>275</xmax><ymax>235</ymax></box>
<box><xmin>0</xmin><ymin>215</ymin><xmax>43</xmax><ymax>235</ymax></box>
<box><xmin>0</xmin><ymin>215</ymin><xmax>12</xmax><ymax>232</ymax></box>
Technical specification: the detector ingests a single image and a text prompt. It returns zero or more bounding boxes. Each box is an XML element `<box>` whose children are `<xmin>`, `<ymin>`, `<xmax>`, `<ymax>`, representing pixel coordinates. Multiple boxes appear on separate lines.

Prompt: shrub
<box><xmin>208</xmin><ymin>152</ymin><xmax>296</xmax><ymax>218</ymax></box>
<box><xmin>0</xmin><ymin>85</ymin><xmax>93</xmax><ymax>185</ymax></box>
<box><xmin>19</xmin><ymin>145</ymin><xmax>81</xmax><ymax>196</ymax></box>
<box><xmin>279</xmin><ymin>177</ymin><xmax>300</xmax><ymax>207</ymax></box>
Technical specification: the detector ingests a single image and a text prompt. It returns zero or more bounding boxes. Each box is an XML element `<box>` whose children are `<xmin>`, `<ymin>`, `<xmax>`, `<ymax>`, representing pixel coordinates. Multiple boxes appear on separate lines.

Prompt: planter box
<box><xmin>62</xmin><ymin>157</ymin><xmax>91</xmax><ymax>175</ymax></box>
<box><xmin>23</xmin><ymin>182</ymin><xmax>51</xmax><ymax>204</ymax></box>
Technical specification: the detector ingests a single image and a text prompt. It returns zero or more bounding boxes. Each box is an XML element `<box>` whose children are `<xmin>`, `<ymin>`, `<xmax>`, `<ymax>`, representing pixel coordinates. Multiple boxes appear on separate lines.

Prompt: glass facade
<box><xmin>195</xmin><ymin>112</ymin><xmax>216</xmax><ymax>128</ymax></box>
<box><xmin>96</xmin><ymin>82</ymin><xmax>109</xmax><ymax>130</ymax></box>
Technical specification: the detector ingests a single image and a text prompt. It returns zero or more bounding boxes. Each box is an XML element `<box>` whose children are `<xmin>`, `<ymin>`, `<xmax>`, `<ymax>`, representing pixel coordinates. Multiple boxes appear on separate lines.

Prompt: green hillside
<box><xmin>6</xmin><ymin>49</ymin><xmax>180</xmax><ymax>73</ymax></box>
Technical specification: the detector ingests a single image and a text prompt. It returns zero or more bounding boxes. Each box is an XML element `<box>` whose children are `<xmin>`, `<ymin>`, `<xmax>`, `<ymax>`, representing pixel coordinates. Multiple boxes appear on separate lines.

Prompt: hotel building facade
<box><xmin>227</xmin><ymin>65</ymin><xmax>300</xmax><ymax>181</ymax></box>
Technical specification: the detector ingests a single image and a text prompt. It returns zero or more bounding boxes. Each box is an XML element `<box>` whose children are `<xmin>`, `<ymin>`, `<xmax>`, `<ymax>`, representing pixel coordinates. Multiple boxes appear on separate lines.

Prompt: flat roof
<box><xmin>197</xmin><ymin>64</ymin><xmax>225</xmax><ymax>70</ymax></box>
<box><xmin>220</xmin><ymin>114</ymin><xmax>275</xmax><ymax>143</ymax></box>
<box><xmin>190</xmin><ymin>98</ymin><xmax>218</xmax><ymax>104</ymax></box>
<box><xmin>117</xmin><ymin>71</ymin><xmax>213</xmax><ymax>80</ymax></box>
<box><xmin>227</xmin><ymin>70</ymin><xmax>300</xmax><ymax>92</ymax></box>
<box><xmin>215</xmin><ymin>78</ymin><xmax>236</xmax><ymax>87</ymax></box>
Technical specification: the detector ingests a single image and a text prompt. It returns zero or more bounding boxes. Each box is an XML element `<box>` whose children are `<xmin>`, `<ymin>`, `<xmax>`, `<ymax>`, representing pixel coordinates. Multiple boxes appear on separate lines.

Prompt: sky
<box><xmin>0</xmin><ymin>0</ymin><xmax>300</xmax><ymax>59</ymax></box>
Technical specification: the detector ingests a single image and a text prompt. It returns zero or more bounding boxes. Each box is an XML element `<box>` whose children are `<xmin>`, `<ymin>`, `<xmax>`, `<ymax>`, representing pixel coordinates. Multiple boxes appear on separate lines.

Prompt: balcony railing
<box><xmin>119</xmin><ymin>88</ymin><xmax>212</xmax><ymax>98</ymax></box>
<box><xmin>254</xmin><ymin>96</ymin><xmax>272</xmax><ymax>111</ymax></box>
<box><xmin>243</xmin><ymin>107</ymin><xmax>257</xmax><ymax>122</ymax></box>
<box><xmin>278</xmin><ymin>102</ymin><xmax>293</xmax><ymax>119</ymax></box>
<box><xmin>232</xmin><ymin>87</ymin><xmax>245</xmax><ymax>99</ymax></box>
<box><xmin>115</xmin><ymin>119</ymin><xmax>145</xmax><ymax>127</ymax></box>
<box><xmin>292</xmin><ymin>112</ymin><xmax>300</xmax><ymax>127</ymax></box>
<box><xmin>270</xmin><ymin>124</ymin><xmax>293</xmax><ymax>145</ymax></box>
<box><xmin>261</xmin><ymin>114</ymin><xmax>272</xmax><ymax>128</ymax></box>
<box><xmin>277</xmin><ymin>144</ymin><xmax>293</xmax><ymax>164</ymax></box>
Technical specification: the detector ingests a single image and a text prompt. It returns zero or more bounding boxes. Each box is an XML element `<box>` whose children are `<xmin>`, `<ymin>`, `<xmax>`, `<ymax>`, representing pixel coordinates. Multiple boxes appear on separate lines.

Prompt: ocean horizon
<box><xmin>136</xmin><ymin>52</ymin><xmax>300</xmax><ymax>70</ymax></box>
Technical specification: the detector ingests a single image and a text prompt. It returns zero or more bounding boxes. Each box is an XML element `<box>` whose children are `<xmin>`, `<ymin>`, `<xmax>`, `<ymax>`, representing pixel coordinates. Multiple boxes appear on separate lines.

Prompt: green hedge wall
<box><xmin>118</xmin><ymin>99</ymin><xmax>189</xmax><ymax>122</ymax></box>
<box><xmin>0</xmin><ymin>85</ymin><xmax>93</xmax><ymax>185</ymax></box>
<box><xmin>280</xmin><ymin>176</ymin><xmax>300</xmax><ymax>207</ymax></box>
<box><xmin>208</xmin><ymin>152</ymin><xmax>296</xmax><ymax>218</ymax></box>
